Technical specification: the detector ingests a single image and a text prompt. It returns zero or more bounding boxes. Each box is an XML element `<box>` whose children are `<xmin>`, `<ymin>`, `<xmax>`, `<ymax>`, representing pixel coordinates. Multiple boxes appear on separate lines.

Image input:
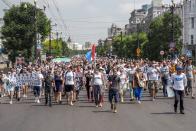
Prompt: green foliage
<box><xmin>97</xmin><ymin>43</ymin><xmax>111</xmax><ymax>56</ymax></box>
<box><xmin>112</xmin><ymin>32</ymin><xmax>148</xmax><ymax>58</ymax></box>
<box><xmin>143</xmin><ymin>12</ymin><xmax>183</xmax><ymax>60</ymax></box>
<box><xmin>1</xmin><ymin>2</ymin><xmax>50</xmax><ymax>61</ymax></box>
<box><xmin>43</xmin><ymin>38</ymin><xmax>71</xmax><ymax>57</ymax></box>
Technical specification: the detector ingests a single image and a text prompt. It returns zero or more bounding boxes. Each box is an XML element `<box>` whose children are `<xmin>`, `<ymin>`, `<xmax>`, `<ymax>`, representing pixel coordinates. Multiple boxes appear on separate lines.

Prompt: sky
<box><xmin>0</xmin><ymin>0</ymin><xmax>181</xmax><ymax>45</ymax></box>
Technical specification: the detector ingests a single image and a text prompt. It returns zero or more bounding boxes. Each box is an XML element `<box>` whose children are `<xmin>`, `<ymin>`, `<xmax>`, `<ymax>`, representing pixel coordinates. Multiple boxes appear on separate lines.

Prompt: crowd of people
<box><xmin>0</xmin><ymin>56</ymin><xmax>195</xmax><ymax>114</ymax></box>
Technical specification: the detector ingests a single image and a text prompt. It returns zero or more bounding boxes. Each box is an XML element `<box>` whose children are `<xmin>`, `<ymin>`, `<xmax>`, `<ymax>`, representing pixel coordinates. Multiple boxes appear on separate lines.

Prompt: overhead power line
<box><xmin>1</xmin><ymin>0</ymin><xmax>12</xmax><ymax>7</ymax></box>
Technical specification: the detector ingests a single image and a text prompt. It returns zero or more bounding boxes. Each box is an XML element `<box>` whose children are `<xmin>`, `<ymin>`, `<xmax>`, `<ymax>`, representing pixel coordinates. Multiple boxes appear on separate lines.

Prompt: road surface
<box><xmin>0</xmin><ymin>90</ymin><xmax>196</xmax><ymax>131</ymax></box>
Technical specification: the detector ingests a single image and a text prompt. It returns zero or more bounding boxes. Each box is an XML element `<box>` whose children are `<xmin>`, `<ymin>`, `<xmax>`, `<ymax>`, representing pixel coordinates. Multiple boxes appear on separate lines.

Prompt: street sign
<box><xmin>186</xmin><ymin>50</ymin><xmax>192</xmax><ymax>57</ymax></box>
<box><xmin>169</xmin><ymin>42</ymin><xmax>175</xmax><ymax>48</ymax></box>
<box><xmin>160</xmin><ymin>51</ymin><xmax>164</xmax><ymax>56</ymax></box>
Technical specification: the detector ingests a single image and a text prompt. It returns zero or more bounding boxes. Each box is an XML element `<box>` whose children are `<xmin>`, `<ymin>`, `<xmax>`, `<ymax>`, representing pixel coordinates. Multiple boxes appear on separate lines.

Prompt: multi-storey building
<box><xmin>108</xmin><ymin>24</ymin><xmax>123</xmax><ymax>38</ymax></box>
<box><xmin>183</xmin><ymin>0</ymin><xmax>196</xmax><ymax>60</ymax></box>
<box><xmin>0</xmin><ymin>18</ymin><xmax>3</xmax><ymax>50</ymax></box>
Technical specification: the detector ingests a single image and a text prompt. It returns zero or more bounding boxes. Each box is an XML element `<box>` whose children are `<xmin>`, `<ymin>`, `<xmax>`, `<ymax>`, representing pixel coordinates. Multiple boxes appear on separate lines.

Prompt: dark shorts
<box><xmin>108</xmin><ymin>88</ymin><xmax>119</xmax><ymax>103</ymax></box>
<box><xmin>34</xmin><ymin>86</ymin><xmax>41</xmax><ymax>97</ymax></box>
<box><xmin>54</xmin><ymin>85</ymin><xmax>62</xmax><ymax>93</ymax></box>
<box><xmin>15</xmin><ymin>86</ymin><xmax>20</xmax><ymax>92</ymax></box>
<box><xmin>64</xmin><ymin>85</ymin><xmax>74</xmax><ymax>92</ymax></box>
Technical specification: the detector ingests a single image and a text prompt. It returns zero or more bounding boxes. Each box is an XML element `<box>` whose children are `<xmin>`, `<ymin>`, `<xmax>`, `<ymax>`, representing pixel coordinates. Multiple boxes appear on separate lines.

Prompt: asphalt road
<box><xmin>0</xmin><ymin>90</ymin><xmax>196</xmax><ymax>131</ymax></box>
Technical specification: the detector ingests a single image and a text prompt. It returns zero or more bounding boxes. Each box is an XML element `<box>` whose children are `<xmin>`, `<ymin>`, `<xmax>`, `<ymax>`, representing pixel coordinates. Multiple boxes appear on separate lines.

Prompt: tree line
<box><xmin>97</xmin><ymin>12</ymin><xmax>182</xmax><ymax>60</ymax></box>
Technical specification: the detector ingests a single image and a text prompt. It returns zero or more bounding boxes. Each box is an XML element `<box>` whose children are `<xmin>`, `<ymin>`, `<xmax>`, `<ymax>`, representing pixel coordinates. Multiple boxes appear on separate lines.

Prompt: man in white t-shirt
<box><xmin>171</xmin><ymin>67</ymin><xmax>187</xmax><ymax>114</ymax></box>
<box><xmin>147</xmin><ymin>62</ymin><xmax>159</xmax><ymax>101</ymax></box>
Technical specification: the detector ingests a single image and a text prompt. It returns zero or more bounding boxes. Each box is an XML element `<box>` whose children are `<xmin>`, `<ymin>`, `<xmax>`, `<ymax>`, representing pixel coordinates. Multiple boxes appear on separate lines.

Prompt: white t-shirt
<box><xmin>65</xmin><ymin>71</ymin><xmax>75</xmax><ymax>85</ymax></box>
<box><xmin>172</xmin><ymin>73</ymin><xmax>187</xmax><ymax>91</ymax></box>
<box><xmin>120</xmin><ymin>72</ymin><xmax>127</xmax><ymax>85</ymax></box>
<box><xmin>35</xmin><ymin>73</ymin><xmax>43</xmax><ymax>87</ymax></box>
<box><xmin>147</xmin><ymin>67</ymin><xmax>159</xmax><ymax>81</ymax></box>
<box><xmin>93</xmin><ymin>73</ymin><xmax>103</xmax><ymax>85</ymax></box>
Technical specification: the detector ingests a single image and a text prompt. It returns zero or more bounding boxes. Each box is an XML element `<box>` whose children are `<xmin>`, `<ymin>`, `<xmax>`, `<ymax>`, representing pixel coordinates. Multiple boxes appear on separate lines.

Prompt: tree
<box><xmin>144</xmin><ymin>12</ymin><xmax>182</xmax><ymax>60</ymax></box>
<box><xmin>1</xmin><ymin>2</ymin><xmax>50</xmax><ymax>62</ymax></box>
<box><xmin>112</xmin><ymin>32</ymin><xmax>148</xmax><ymax>58</ymax></box>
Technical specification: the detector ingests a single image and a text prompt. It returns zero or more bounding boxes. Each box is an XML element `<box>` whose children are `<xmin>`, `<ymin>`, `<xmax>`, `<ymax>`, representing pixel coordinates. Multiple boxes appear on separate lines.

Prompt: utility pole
<box><xmin>49</xmin><ymin>23</ymin><xmax>57</xmax><ymax>56</ymax></box>
<box><xmin>120</xmin><ymin>31</ymin><xmax>123</xmax><ymax>58</ymax></box>
<box><xmin>56</xmin><ymin>32</ymin><xmax>59</xmax><ymax>48</ymax></box>
<box><xmin>49</xmin><ymin>29</ymin><xmax>52</xmax><ymax>56</ymax></box>
<box><xmin>34</xmin><ymin>0</ymin><xmax>37</xmax><ymax>60</ymax></box>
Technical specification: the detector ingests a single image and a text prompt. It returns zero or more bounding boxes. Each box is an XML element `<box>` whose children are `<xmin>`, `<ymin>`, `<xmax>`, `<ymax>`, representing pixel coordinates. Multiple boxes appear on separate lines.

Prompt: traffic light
<box><xmin>136</xmin><ymin>48</ymin><xmax>141</xmax><ymax>57</ymax></box>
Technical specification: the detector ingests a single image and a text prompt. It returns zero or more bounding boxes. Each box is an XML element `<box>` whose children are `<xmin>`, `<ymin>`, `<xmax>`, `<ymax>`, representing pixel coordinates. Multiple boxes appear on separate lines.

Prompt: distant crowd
<box><xmin>0</xmin><ymin>56</ymin><xmax>195</xmax><ymax>114</ymax></box>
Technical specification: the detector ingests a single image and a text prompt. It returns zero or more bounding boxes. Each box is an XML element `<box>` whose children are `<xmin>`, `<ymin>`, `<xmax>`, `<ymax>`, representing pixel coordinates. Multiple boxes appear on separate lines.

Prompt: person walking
<box><xmin>184</xmin><ymin>59</ymin><xmax>195</xmax><ymax>99</ymax></box>
<box><xmin>160</xmin><ymin>61</ymin><xmax>170</xmax><ymax>97</ymax></box>
<box><xmin>172</xmin><ymin>67</ymin><xmax>187</xmax><ymax>114</ymax></box>
<box><xmin>85</xmin><ymin>67</ymin><xmax>94</xmax><ymax>102</ymax></box>
<box><xmin>54</xmin><ymin>71</ymin><xmax>63</xmax><ymax>104</ymax></box>
<box><xmin>147</xmin><ymin>62</ymin><xmax>159</xmax><ymax>101</ymax></box>
<box><xmin>44</xmin><ymin>70</ymin><xmax>54</xmax><ymax>107</ymax></box>
<box><xmin>119</xmin><ymin>68</ymin><xmax>128</xmax><ymax>103</ymax></box>
<box><xmin>64</xmin><ymin>66</ymin><xmax>75</xmax><ymax>106</ymax></box>
<box><xmin>127</xmin><ymin>64</ymin><xmax>136</xmax><ymax>101</ymax></box>
<box><xmin>108</xmin><ymin>69</ymin><xmax>120</xmax><ymax>113</ymax></box>
<box><xmin>133</xmin><ymin>68</ymin><xmax>144</xmax><ymax>104</ymax></box>
<box><xmin>33</xmin><ymin>68</ymin><xmax>44</xmax><ymax>104</ymax></box>
<box><xmin>92</xmin><ymin>68</ymin><xmax>104</xmax><ymax>107</ymax></box>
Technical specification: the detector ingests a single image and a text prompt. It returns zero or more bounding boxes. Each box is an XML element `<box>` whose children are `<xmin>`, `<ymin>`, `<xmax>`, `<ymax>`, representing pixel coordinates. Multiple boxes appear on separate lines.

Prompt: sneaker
<box><xmin>191</xmin><ymin>96</ymin><xmax>195</xmax><ymax>99</ymax></box>
<box><xmin>9</xmin><ymin>101</ymin><xmax>13</xmax><ymax>104</ymax></box>
<box><xmin>152</xmin><ymin>98</ymin><xmax>155</xmax><ymax>101</ymax></box>
<box><xmin>111</xmin><ymin>104</ymin><xmax>114</xmax><ymax>111</ymax></box>
<box><xmin>23</xmin><ymin>94</ymin><xmax>26</xmax><ymax>98</ymax></box>
<box><xmin>98</xmin><ymin>103</ymin><xmax>103</xmax><ymax>107</ymax></box>
<box><xmin>174</xmin><ymin>108</ymin><xmax>177</xmax><ymax>113</ymax></box>
<box><xmin>137</xmin><ymin>101</ymin><xmax>141</xmax><ymax>104</ymax></box>
<box><xmin>70</xmin><ymin>102</ymin><xmax>74</xmax><ymax>106</ymax></box>
<box><xmin>17</xmin><ymin>98</ymin><xmax>20</xmax><ymax>101</ymax></box>
<box><xmin>37</xmin><ymin>99</ymin><xmax>40</xmax><ymax>104</ymax></box>
<box><xmin>180</xmin><ymin>111</ymin><xmax>185</xmax><ymax>114</ymax></box>
<box><xmin>95</xmin><ymin>105</ymin><xmax>99</xmax><ymax>108</ymax></box>
<box><xmin>113</xmin><ymin>109</ymin><xmax>117</xmax><ymax>113</ymax></box>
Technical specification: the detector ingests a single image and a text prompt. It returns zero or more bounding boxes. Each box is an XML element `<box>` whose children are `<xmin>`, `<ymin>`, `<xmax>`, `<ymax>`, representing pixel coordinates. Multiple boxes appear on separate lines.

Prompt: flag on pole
<box><xmin>92</xmin><ymin>44</ymin><xmax>96</xmax><ymax>61</ymax></box>
<box><xmin>85</xmin><ymin>51</ymin><xmax>92</xmax><ymax>62</ymax></box>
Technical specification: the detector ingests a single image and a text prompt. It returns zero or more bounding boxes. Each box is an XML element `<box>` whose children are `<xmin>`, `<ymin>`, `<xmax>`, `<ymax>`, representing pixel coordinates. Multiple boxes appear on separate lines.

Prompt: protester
<box><xmin>64</xmin><ymin>66</ymin><xmax>75</xmax><ymax>106</ymax></box>
<box><xmin>133</xmin><ymin>68</ymin><xmax>144</xmax><ymax>104</ymax></box>
<box><xmin>172</xmin><ymin>67</ymin><xmax>187</xmax><ymax>114</ymax></box>
<box><xmin>184</xmin><ymin>59</ymin><xmax>195</xmax><ymax>99</ymax></box>
<box><xmin>147</xmin><ymin>62</ymin><xmax>159</xmax><ymax>101</ymax></box>
<box><xmin>92</xmin><ymin>68</ymin><xmax>104</xmax><ymax>107</ymax></box>
<box><xmin>44</xmin><ymin>70</ymin><xmax>53</xmax><ymax>107</ymax></box>
<box><xmin>108</xmin><ymin>69</ymin><xmax>120</xmax><ymax>113</ymax></box>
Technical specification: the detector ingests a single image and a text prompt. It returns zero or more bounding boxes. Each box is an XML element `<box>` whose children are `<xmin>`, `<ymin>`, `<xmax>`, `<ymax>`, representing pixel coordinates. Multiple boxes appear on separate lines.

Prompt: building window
<box><xmin>191</xmin><ymin>17</ymin><xmax>194</xmax><ymax>28</ymax></box>
<box><xmin>191</xmin><ymin>35</ymin><xmax>194</xmax><ymax>45</ymax></box>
